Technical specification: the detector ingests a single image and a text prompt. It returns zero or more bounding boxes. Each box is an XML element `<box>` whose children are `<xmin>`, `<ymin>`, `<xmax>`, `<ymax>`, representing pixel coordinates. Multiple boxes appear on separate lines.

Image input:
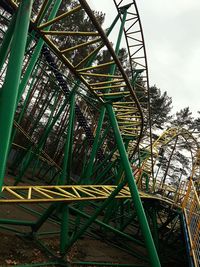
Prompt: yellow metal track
<box><xmin>1</xmin><ymin>184</ymin><xmax>181</xmax><ymax>205</ymax></box>
<box><xmin>137</xmin><ymin>127</ymin><xmax>199</xmax><ymax>191</ymax></box>
<box><xmin>8</xmin><ymin>0</ymin><xmax>144</xmax><ymax>156</ymax></box>
<box><xmin>182</xmin><ymin>180</ymin><xmax>200</xmax><ymax>267</ymax></box>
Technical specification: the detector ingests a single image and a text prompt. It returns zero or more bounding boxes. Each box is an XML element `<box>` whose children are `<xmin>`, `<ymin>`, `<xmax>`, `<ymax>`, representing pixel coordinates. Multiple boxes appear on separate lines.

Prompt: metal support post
<box><xmin>83</xmin><ymin>107</ymin><xmax>106</xmax><ymax>179</ymax></box>
<box><xmin>32</xmin><ymin>204</ymin><xmax>57</xmax><ymax>233</ymax></box>
<box><xmin>105</xmin><ymin>103</ymin><xmax>161</xmax><ymax>267</ymax></box>
<box><xmin>59</xmin><ymin>90</ymin><xmax>76</xmax><ymax>254</ymax></box>
<box><xmin>0</xmin><ymin>13</ymin><xmax>16</xmax><ymax>70</ymax></box>
<box><xmin>80</xmin><ymin>6</ymin><xmax>125</xmax><ymax>181</ymax></box>
<box><xmin>14</xmin><ymin>98</ymin><xmax>68</xmax><ymax>185</ymax></box>
<box><xmin>0</xmin><ymin>0</ymin><xmax>33</xmax><ymax>191</ymax></box>
<box><xmin>60</xmin><ymin>90</ymin><xmax>76</xmax><ymax>184</ymax></box>
<box><xmin>66</xmin><ymin>180</ymin><xmax>127</xmax><ymax>251</ymax></box>
<box><xmin>17</xmin><ymin>0</ymin><xmax>62</xmax><ymax>104</ymax></box>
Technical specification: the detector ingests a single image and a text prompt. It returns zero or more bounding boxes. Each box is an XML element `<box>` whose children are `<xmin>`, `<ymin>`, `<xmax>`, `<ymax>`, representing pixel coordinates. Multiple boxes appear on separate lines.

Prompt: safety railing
<box><xmin>182</xmin><ymin>180</ymin><xmax>200</xmax><ymax>267</ymax></box>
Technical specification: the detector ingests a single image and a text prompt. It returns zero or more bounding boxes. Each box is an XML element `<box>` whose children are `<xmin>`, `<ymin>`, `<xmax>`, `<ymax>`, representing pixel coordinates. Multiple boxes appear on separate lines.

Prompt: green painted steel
<box><xmin>69</xmin><ymin>206</ymin><xmax>143</xmax><ymax>246</ymax></box>
<box><xmin>32</xmin><ymin>204</ymin><xmax>57</xmax><ymax>233</ymax></box>
<box><xmin>84</xmin><ymin>107</ymin><xmax>106</xmax><ymax>179</ymax></box>
<box><xmin>17</xmin><ymin>0</ymin><xmax>62</xmax><ymax>104</ymax></box>
<box><xmin>15</xmin><ymin>263</ymin><xmax>61</xmax><ymax>267</ymax></box>
<box><xmin>0</xmin><ymin>219</ymin><xmax>34</xmax><ymax>226</ymax></box>
<box><xmin>60</xmin><ymin>204</ymin><xmax>69</xmax><ymax>254</ymax></box>
<box><xmin>59</xmin><ymin>90</ymin><xmax>76</xmax><ymax>254</ymax></box>
<box><xmin>60</xmin><ymin>90</ymin><xmax>76</xmax><ymax>184</ymax></box>
<box><xmin>0</xmin><ymin>12</ymin><xmax>16</xmax><ymax>70</ymax></box>
<box><xmin>0</xmin><ymin>1</ymin><xmax>169</xmax><ymax>266</ymax></box>
<box><xmin>71</xmin><ymin>262</ymin><xmax>147</xmax><ymax>267</ymax></box>
<box><xmin>0</xmin><ymin>0</ymin><xmax>33</xmax><ymax>191</ymax></box>
<box><xmin>105</xmin><ymin>103</ymin><xmax>161</xmax><ymax>267</ymax></box>
<box><xmin>66</xmin><ymin>180</ymin><xmax>127</xmax><ymax>251</ymax></box>
<box><xmin>14</xmin><ymin>98</ymin><xmax>68</xmax><ymax>184</ymax></box>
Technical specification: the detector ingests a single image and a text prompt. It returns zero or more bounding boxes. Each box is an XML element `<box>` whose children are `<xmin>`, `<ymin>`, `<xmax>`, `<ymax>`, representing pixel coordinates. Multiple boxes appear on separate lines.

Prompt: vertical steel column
<box><xmin>60</xmin><ymin>90</ymin><xmax>76</xmax><ymax>185</ymax></box>
<box><xmin>66</xmin><ymin>180</ymin><xmax>127</xmax><ymax>251</ymax></box>
<box><xmin>14</xmin><ymin>98</ymin><xmax>68</xmax><ymax>185</ymax></box>
<box><xmin>0</xmin><ymin>13</ymin><xmax>16</xmax><ymax>70</ymax></box>
<box><xmin>105</xmin><ymin>103</ymin><xmax>161</xmax><ymax>267</ymax></box>
<box><xmin>80</xmin><ymin>12</ymin><xmax>121</xmax><ymax>180</ymax></box>
<box><xmin>17</xmin><ymin>0</ymin><xmax>62</xmax><ymax>104</ymax></box>
<box><xmin>83</xmin><ymin>107</ymin><xmax>106</xmax><ymax>179</ymax></box>
<box><xmin>59</xmin><ymin>90</ymin><xmax>76</xmax><ymax>254</ymax></box>
<box><xmin>0</xmin><ymin>0</ymin><xmax>33</xmax><ymax>191</ymax></box>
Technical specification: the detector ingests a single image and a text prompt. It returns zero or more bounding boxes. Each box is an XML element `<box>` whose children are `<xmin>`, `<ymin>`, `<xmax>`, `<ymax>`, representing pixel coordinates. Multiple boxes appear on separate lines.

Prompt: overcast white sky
<box><xmin>88</xmin><ymin>0</ymin><xmax>200</xmax><ymax>116</ymax></box>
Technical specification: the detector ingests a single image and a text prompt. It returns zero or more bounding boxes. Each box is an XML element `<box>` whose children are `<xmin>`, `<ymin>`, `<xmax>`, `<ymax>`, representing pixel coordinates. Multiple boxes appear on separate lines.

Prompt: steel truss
<box><xmin>0</xmin><ymin>1</ymin><xmax>199</xmax><ymax>266</ymax></box>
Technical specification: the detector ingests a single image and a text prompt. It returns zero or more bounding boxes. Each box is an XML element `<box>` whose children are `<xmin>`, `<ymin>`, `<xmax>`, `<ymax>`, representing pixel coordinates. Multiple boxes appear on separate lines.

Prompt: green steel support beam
<box><xmin>17</xmin><ymin>0</ymin><xmax>62</xmax><ymax>104</ymax></box>
<box><xmin>103</xmin><ymin>141</ymin><xmax>129</xmax><ymax>226</ymax></box>
<box><xmin>16</xmin><ymin>58</ymin><xmax>42</xmax><ymax>125</ymax></box>
<box><xmin>59</xmin><ymin>90</ymin><xmax>76</xmax><ymax>254</ymax></box>
<box><xmin>14</xmin><ymin>97</ymin><xmax>68</xmax><ymax>184</ymax></box>
<box><xmin>80</xmin><ymin>8</ymin><xmax>123</xmax><ymax>181</ymax></box>
<box><xmin>103</xmin><ymin>164</ymin><xmax>125</xmax><ymax>224</ymax></box>
<box><xmin>59</xmin><ymin>90</ymin><xmax>76</xmax><ymax>184</ymax></box>
<box><xmin>0</xmin><ymin>219</ymin><xmax>34</xmax><ymax>226</ymax></box>
<box><xmin>15</xmin><ymin>263</ymin><xmax>60</xmax><ymax>267</ymax></box>
<box><xmin>0</xmin><ymin>12</ymin><xmax>16</xmax><ymax>70</ymax></box>
<box><xmin>105</xmin><ymin>103</ymin><xmax>161</xmax><ymax>267</ymax></box>
<box><xmin>84</xmin><ymin>107</ymin><xmax>106</xmax><ymax>179</ymax></box>
<box><xmin>120</xmin><ymin>211</ymin><xmax>137</xmax><ymax>231</ymax></box>
<box><xmin>95</xmin><ymin>161</ymin><xmax>116</xmax><ymax>184</ymax></box>
<box><xmin>32</xmin><ymin>204</ymin><xmax>57</xmax><ymax>233</ymax></box>
<box><xmin>66</xmin><ymin>180</ymin><xmax>127</xmax><ymax>251</ymax></box>
<box><xmin>69</xmin><ymin>206</ymin><xmax>144</xmax><ymax>247</ymax></box>
<box><xmin>93</xmin><ymin>147</ymin><xmax>117</xmax><ymax>174</ymax></box>
<box><xmin>95</xmin><ymin>124</ymin><xmax>111</xmax><ymax>154</ymax></box>
<box><xmin>60</xmin><ymin>204</ymin><xmax>69</xmax><ymax>255</ymax></box>
<box><xmin>10</xmin><ymin>58</ymin><xmax>43</xmax><ymax>147</ymax></box>
<box><xmin>29</xmin><ymin>83</ymin><xmax>59</xmax><ymax>135</ymax></box>
<box><xmin>70</xmin><ymin>10</ymin><xmax>124</xmax><ymax>234</ymax></box>
<box><xmin>0</xmin><ymin>0</ymin><xmax>33</xmax><ymax>191</ymax></box>
<box><xmin>71</xmin><ymin>262</ymin><xmax>147</xmax><ymax>267</ymax></box>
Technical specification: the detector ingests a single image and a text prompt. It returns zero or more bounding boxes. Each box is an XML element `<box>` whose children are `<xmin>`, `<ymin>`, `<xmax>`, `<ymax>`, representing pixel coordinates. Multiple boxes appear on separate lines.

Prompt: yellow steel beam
<box><xmin>8</xmin><ymin>0</ymin><xmax>144</xmax><ymax>159</ymax></box>
<box><xmin>90</xmin><ymin>79</ymin><xmax>124</xmax><ymax>86</ymax></box>
<box><xmin>91</xmin><ymin>84</ymin><xmax>127</xmax><ymax>91</ymax></box>
<box><xmin>77</xmin><ymin>61</ymin><xmax>115</xmax><ymax>72</ymax></box>
<box><xmin>38</xmin><ymin>5</ymin><xmax>82</xmax><ymax>29</ymax></box>
<box><xmin>41</xmin><ymin>30</ymin><xmax>99</xmax><ymax>36</ymax></box>
<box><xmin>61</xmin><ymin>38</ymin><xmax>101</xmax><ymax>53</ymax></box>
<box><xmin>0</xmin><ymin>184</ymin><xmax>178</xmax><ymax>205</ymax></box>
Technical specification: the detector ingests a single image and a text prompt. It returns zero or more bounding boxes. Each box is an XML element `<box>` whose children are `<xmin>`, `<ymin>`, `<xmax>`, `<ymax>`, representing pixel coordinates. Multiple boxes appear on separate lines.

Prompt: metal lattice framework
<box><xmin>136</xmin><ymin>127</ymin><xmax>199</xmax><ymax>191</ymax></box>
<box><xmin>0</xmin><ymin>1</ymin><xmax>199</xmax><ymax>267</ymax></box>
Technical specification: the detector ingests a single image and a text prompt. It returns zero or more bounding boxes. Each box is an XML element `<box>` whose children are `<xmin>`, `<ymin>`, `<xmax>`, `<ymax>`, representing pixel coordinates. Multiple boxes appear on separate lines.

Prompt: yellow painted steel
<box><xmin>34</xmin><ymin>0</ymin><xmax>49</xmax><ymax>24</ymax></box>
<box><xmin>12</xmin><ymin>143</ymin><xmax>60</xmax><ymax>169</ymax></box>
<box><xmin>79</xmin><ymin>73</ymin><xmax>121</xmax><ymax>78</ymax></box>
<box><xmin>8</xmin><ymin>0</ymin><xmax>144</xmax><ymax>157</ymax></box>
<box><xmin>61</xmin><ymin>38</ymin><xmax>102</xmax><ymax>53</ymax></box>
<box><xmin>1</xmin><ymin>184</ymin><xmax>181</xmax><ymax>205</ymax></box>
<box><xmin>182</xmin><ymin>180</ymin><xmax>200</xmax><ymax>267</ymax></box>
<box><xmin>91</xmin><ymin>84</ymin><xmax>127</xmax><ymax>90</ymax></box>
<box><xmin>90</xmin><ymin>79</ymin><xmax>124</xmax><ymax>86</ymax></box>
<box><xmin>98</xmin><ymin>91</ymin><xmax>130</xmax><ymax>97</ymax></box>
<box><xmin>77</xmin><ymin>61</ymin><xmax>115</xmax><ymax>72</ymax></box>
<box><xmin>13</xmin><ymin>121</ymin><xmax>62</xmax><ymax>170</ymax></box>
<box><xmin>136</xmin><ymin>127</ymin><xmax>199</xmax><ymax>192</ymax></box>
<box><xmin>41</xmin><ymin>31</ymin><xmax>99</xmax><ymax>36</ymax></box>
<box><xmin>37</xmin><ymin>5</ymin><xmax>82</xmax><ymax>29</ymax></box>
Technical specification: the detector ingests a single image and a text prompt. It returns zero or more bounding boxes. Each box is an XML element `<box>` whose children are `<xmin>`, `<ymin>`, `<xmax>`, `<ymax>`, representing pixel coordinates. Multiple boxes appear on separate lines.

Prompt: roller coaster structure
<box><xmin>0</xmin><ymin>1</ymin><xmax>199</xmax><ymax>266</ymax></box>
